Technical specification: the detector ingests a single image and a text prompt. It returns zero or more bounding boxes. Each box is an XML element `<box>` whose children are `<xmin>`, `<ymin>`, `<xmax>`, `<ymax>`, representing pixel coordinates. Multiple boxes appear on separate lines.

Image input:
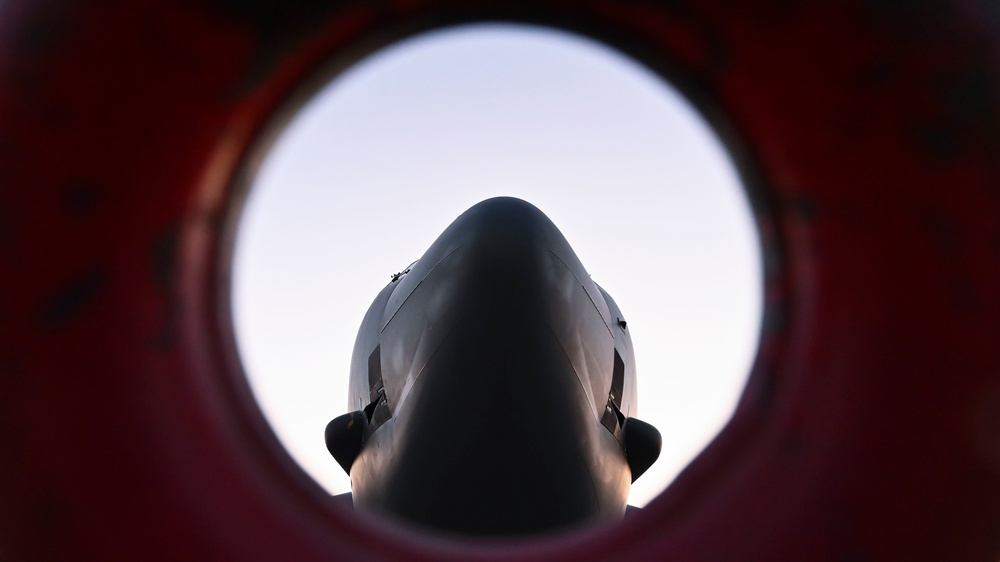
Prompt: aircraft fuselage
<box><xmin>325</xmin><ymin>197</ymin><xmax>659</xmax><ymax>536</ymax></box>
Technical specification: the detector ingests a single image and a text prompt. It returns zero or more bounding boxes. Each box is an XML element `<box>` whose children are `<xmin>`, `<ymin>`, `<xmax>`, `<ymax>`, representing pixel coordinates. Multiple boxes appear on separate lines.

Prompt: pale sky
<box><xmin>231</xmin><ymin>23</ymin><xmax>762</xmax><ymax>511</ymax></box>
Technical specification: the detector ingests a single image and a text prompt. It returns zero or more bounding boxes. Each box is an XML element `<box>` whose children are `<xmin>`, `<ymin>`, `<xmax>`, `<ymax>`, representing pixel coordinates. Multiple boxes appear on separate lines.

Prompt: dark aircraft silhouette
<box><xmin>325</xmin><ymin>197</ymin><xmax>661</xmax><ymax>536</ymax></box>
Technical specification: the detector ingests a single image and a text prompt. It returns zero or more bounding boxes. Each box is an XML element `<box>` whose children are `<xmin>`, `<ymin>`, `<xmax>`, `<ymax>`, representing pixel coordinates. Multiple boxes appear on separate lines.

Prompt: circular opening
<box><xmin>231</xmin><ymin>23</ymin><xmax>761</xmax><ymax>520</ymax></box>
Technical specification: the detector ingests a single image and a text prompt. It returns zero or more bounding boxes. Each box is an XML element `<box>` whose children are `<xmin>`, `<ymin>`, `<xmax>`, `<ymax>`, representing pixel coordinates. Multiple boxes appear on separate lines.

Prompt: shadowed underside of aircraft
<box><xmin>326</xmin><ymin>197</ymin><xmax>661</xmax><ymax>536</ymax></box>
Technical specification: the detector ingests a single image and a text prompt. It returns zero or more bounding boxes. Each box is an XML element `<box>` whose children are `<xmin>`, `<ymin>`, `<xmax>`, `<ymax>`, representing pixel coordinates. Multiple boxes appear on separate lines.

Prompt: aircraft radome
<box><xmin>325</xmin><ymin>197</ymin><xmax>661</xmax><ymax>536</ymax></box>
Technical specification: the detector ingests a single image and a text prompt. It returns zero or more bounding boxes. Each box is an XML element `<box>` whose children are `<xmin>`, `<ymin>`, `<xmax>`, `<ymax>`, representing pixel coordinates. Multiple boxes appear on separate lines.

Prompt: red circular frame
<box><xmin>3</xmin><ymin>1</ymin><xmax>1000</xmax><ymax>560</ymax></box>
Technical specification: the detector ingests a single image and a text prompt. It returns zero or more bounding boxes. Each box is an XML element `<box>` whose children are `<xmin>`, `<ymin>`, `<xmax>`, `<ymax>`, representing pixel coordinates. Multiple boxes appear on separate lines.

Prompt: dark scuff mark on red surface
<box><xmin>920</xmin><ymin>208</ymin><xmax>983</xmax><ymax>316</ymax></box>
<box><xmin>150</xmin><ymin>222</ymin><xmax>182</xmax><ymax>348</ymax></box>
<box><xmin>24</xmin><ymin>489</ymin><xmax>74</xmax><ymax>562</ymax></box>
<box><xmin>193</xmin><ymin>0</ymin><xmax>360</xmax><ymax>96</ymax></box>
<box><xmin>63</xmin><ymin>180</ymin><xmax>102</xmax><ymax>217</ymax></box>
<box><xmin>0</xmin><ymin>205</ymin><xmax>16</xmax><ymax>254</ymax></box>
<box><xmin>7</xmin><ymin>0</ymin><xmax>81</xmax><ymax>55</ymax></box>
<box><xmin>30</xmin><ymin>490</ymin><xmax>71</xmax><ymax>535</ymax></box>
<box><xmin>861</xmin><ymin>0</ymin><xmax>951</xmax><ymax>41</ymax></box>
<box><xmin>38</xmin><ymin>267</ymin><xmax>108</xmax><ymax>328</ymax></box>
<box><xmin>911</xmin><ymin>122</ymin><xmax>960</xmax><ymax>160</ymax></box>
<box><xmin>784</xmin><ymin>194</ymin><xmax>820</xmax><ymax>223</ymax></box>
<box><xmin>0</xmin><ymin>354</ymin><xmax>27</xmax><ymax>455</ymax></box>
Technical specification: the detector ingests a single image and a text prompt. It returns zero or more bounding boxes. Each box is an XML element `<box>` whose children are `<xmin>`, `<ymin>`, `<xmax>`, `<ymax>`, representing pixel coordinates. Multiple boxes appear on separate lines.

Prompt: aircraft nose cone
<box><xmin>350</xmin><ymin>197</ymin><xmax>628</xmax><ymax>535</ymax></box>
<box><xmin>404</xmin><ymin>196</ymin><xmax>564</xmax><ymax>289</ymax></box>
<box><xmin>378</xmin><ymin>197</ymin><xmax>607</xmax><ymax>354</ymax></box>
<box><xmin>441</xmin><ymin>197</ymin><xmax>568</xmax><ymax>310</ymax></box>
<box><xmin>457</xmin><ymin>196</ymin><xmax>557</xmax><ymax>263</ymax></box>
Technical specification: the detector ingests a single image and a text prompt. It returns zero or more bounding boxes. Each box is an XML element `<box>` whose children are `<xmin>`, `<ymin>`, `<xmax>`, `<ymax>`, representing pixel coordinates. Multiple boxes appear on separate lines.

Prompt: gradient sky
<box><xmin>231</xmin><ymin>23</ymin><xmax>762</xmax><ymax>510</ymax></box>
